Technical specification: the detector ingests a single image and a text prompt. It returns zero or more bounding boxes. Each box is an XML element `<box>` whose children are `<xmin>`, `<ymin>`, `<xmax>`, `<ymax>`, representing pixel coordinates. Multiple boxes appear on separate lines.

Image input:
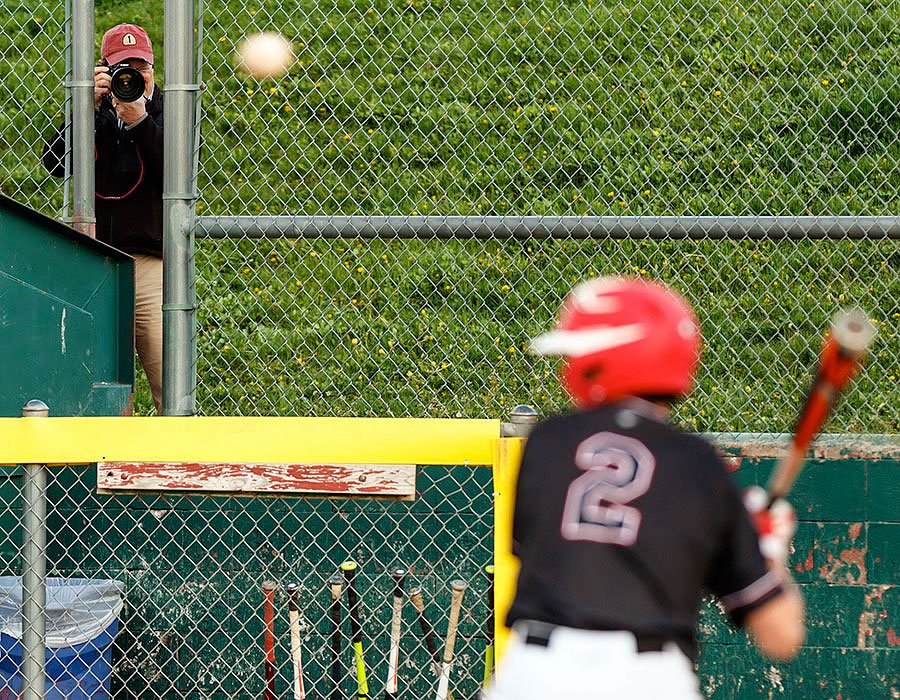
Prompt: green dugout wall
<box><xmin>0</xmin><ymin>193</ymin><xmax>134</xmax><ymax>416</ymax></box>
<box><xmin>0</xmin><ymin>432</ymin><xmax>890</xmax><ymax>699</ymax></box>
<box><xmin>696</xmin><ymin>436</ymin><xmax>900</xmax><ymax>698</ymax></box>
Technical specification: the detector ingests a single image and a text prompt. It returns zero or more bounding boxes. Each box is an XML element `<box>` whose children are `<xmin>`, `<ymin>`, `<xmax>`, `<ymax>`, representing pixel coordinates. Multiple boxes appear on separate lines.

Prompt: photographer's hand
<box><xmin>113</xmin><ymin>96</ymin><xmax>148</xmax><ymax>127</ymax></box>
<box><xmin>94</xmin><ymin>64</ymin><xmax>111</xmax><ymax>108</ymax></box>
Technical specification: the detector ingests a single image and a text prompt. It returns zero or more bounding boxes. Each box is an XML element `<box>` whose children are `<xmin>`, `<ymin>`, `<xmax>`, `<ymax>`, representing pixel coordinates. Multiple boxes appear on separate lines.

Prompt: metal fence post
<box><xmin>162</xmin><ymin>0</ymin><xmax>199</xmax><ymax>416</ymax></box>
<box><xmin>501</xmin><ymin>405</ymin><xmax>538</xmax><ymax>438</ymax></box>
<box><xmin>70</xmin><ymin>0</ymin><xmax>94</xmax><ymax>236</ymax></box>
<box><xmin>20</xmin><ymin>399</ymin><xmax>48</xmax><ymax>700</ymax></box>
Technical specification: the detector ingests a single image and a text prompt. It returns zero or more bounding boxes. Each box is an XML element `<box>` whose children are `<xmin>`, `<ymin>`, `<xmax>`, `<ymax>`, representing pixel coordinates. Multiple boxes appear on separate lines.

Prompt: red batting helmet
<box><xmin>530</xmin><ymin>277</ymin><xmax>701</xmax><ymax>407</ymax></box>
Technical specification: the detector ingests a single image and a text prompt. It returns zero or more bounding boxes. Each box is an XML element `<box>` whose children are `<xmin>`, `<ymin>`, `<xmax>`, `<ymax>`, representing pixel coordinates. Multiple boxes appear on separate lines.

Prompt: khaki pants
<box><xmin>134</xmin><ymin>254</ymin><xmax>163</xmax><ymax>414</ymax></box>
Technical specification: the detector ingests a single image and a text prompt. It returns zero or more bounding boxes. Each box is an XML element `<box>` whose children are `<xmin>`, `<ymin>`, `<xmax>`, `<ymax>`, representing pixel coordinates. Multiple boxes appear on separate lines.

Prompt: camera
<box><xmin>103</xmin><ymin>60</ymin><xmax>146</xmax><ymax>102</ymax></box>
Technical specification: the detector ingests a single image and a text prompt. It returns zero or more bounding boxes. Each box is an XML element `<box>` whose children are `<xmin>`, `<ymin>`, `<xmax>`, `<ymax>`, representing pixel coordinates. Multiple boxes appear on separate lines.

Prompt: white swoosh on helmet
<box><xmin>529</xmin><ymin>323</ymin><xmax>647</xmax><ymax>357</ymax></box>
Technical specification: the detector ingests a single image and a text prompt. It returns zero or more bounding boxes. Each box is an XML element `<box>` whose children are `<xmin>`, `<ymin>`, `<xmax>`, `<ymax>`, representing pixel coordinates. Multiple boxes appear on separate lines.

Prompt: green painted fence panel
<box><xmin>21</xmin><ymin>438</ymin><xmax>899</xmax><ymax>698</ymax></box>
<box><xmin>0</xmin><ymin>193</ymin><xmax>133</xmax><ymax>416</ymax></box>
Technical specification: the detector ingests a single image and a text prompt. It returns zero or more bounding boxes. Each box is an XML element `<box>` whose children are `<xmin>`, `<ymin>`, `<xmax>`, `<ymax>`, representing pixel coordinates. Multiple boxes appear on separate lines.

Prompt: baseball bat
<box><xmin>384</xmin><ymin>567</ymin><xmax>407</xmax><ymax>700</ymax></box>
<box><xmin>482</xmin><ymin>565</ymin><xmax>495</xmax><ymax>689</ymax></box>
<box><xmin>286</xmin><ymin>582</ymin><xmax>306</xmax><ymax>700</ymax></box>
<box><xmin>435</xmin><ymin>579</ymin><xmax>467</xmax><ymax>700</ymax></box>
<box><xmin>341</xmin><ymin>560</ymin><xmax>370</xmax><ymax>700</ymax></box>
<box><xmin>262</xmin><ymin>580</ymin><xmax>277</xmax><ymax>700</ymax></box>
<box><xmin>766</xmin><ymin>308</ymin><xmax>876</xmax><ymax>504</ymax></box>
<box><xmin>329</xmin><ymin>573</ymin><xmax>344</xmax><ymax>700</ymax></box>
<box><xmin>408</xmin><ymin>585</ymin><xmax>441</xmax><ymax>678</ymax></box>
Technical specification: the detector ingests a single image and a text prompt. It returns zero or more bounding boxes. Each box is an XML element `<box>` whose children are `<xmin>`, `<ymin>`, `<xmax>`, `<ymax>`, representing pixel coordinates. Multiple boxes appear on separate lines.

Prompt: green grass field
<box><xmin>194</xmin><ymin>234</ymin><xmax>900</xmax><ymax>433</ymax></box>
<box><xmin>2</xmin><ymin>0</ymin><xmax>899</xmax><ymax>428</ymax></box>
<box><xmin>193</xmin><ymin>0</ymin><xmax>900</xmax><ymax>217</ymax></box>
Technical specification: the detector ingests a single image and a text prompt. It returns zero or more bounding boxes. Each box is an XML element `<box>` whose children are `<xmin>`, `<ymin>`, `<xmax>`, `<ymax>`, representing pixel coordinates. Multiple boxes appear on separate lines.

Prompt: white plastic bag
<box><xmin>0</xmin><ymin>577</ymin><xmax>124</xmax><ymax>648</ymax></box>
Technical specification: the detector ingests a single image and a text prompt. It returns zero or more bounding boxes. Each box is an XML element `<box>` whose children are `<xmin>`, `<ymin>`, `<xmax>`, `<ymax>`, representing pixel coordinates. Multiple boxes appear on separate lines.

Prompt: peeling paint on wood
<box><xmin>707</xmin><ymin>432</ymin><xmax>900</xmax><ymax>460</ymax></box>
<box><xmin>96</xmin><ymin>461</ymin><xmax>416</xmax><ymax>497</ymax></box>
<box><xmin>793</xmin><ymin>522</ymin><xmax>868</xmax><ymax>585</ymax></box>
<box><xmin>819</xmin><ymin>547</ymin><xmax>867</xmax><ymax>585</ymax></box>
<box><xmin>858</xmin><ymin>585</ymin><xmax>894</xmax><ymax>649</ymax></box>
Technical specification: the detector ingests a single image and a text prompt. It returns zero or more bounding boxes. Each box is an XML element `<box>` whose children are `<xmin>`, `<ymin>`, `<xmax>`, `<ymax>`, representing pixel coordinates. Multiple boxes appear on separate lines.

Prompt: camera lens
<box><xmin>109</xmin><ymin>65</ymin><xmax>145</xmax><ymax>103</ymax></box>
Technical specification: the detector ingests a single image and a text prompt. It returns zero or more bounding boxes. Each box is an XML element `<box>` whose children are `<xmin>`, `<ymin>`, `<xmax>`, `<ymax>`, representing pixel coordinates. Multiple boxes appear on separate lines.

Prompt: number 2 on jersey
<box><xmin>560</xmin><ymin>432</ymin><xmax>656</xmax><ymax>546</ymax></box>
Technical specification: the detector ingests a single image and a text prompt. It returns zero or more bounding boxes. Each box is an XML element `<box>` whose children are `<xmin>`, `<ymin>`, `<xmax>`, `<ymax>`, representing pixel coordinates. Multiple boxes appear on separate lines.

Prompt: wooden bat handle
<box><xmin>409</xmin><ymin>587</ymin><xmax>425</xmax><ymax>614</ymax></box>
<box><xmin>286</xmin><ymin>582</ymin><xmax>306</xmax><ymax>700</ymax></box>
<box><xmin>442</xmin><ymin>580</ymin><xmax>467</xmax><ymax>663</ymax></box>
<box><xmin>408</xmin><ymin>586</ymin><xmax>440</xmax><ymax>675</ymax></box>
<box><xmin>385</xmin><ymin>568</ymin><xmax>407</xmax><ymax>699</ymax></box>
<box><xmin>262</xmin><ymin>581</ymin><xmax>277</xmax><ymax>700</ymax></box>
<box><xmin>435</xmin><ymin>581</ymin><xmax>466</xmax><ymax>700</ymax></box>
<box><xmin>766</xmin><ymin>308</ymin><xmax>876</xmax><ymax>503</ymax></box>
<box><xmin>330</xmin><ymin>576</ymin><xmax>343</xmax><ymax>601</ymax></box>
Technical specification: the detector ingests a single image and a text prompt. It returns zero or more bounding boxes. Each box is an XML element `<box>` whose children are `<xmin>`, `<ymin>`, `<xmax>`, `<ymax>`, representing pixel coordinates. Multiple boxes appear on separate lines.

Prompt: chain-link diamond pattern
<box><xmin>192</xmin><ymin>0</ymin><xmax>900</xmax><ymax>428</ymax></box>
<box><xmin>196</xmin><ymin>236</ymin><xmax>899</xmax><ymax>431</ymax></box>
<box><xmin>1</xmin><ymin>0</ymin><xmax>68</xmax><ymax>216</ymax></box>
<box><xmin>196</xmin><ymin>0</ymin><xmax>900</xmax><ymax>218</ymax></box>
<box><xmin>3</xmin><ymin>1</ymin><xmax>900</xmax><ymax>428</ymax></box>
<box><xmin>0</xmin><ymin>462</ymin><xmax>493</xmax><ymax>698</ymax></box>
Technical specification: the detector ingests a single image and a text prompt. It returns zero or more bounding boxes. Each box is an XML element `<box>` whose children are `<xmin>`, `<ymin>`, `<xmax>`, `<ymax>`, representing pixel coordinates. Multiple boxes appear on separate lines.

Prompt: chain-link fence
<box><xmin>3</xmin><ymin>5</ymin><xmax>899</xmax><ymax>699</ymax></box>
<box><xmin>3</xmin><ymin>0</ymin><xmax>900</xmax><ymax>427</ymax></box>
<box><xmin>0</xmin><ymin>456</ymin><xmax>495</xmax><ymax>699</ymax></box>
<box><xmin>1</xmin><ymin>0</ymin><xmax>70</xmax><ymax>217</ymax></box>
<box><xmin>3</xmin><ymin>420</ymin><xmax>898</xmax><ymax>699</ymax></box>
<box><xmin>191</xmin><ymin>0</ymin><xmax>900</xmax><ymax>428</ymax></box>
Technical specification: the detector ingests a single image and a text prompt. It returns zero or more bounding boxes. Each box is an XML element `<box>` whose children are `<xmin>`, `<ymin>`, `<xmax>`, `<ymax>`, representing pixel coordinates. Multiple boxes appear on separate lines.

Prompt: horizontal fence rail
<box><xmin>197</xmin><ymin>215</ymin><xmax>900</xmax><ymax>240</ymax></box>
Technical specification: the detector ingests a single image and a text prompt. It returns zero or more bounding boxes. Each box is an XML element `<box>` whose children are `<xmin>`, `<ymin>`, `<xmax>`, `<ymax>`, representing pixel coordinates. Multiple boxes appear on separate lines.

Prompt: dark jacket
<box><xmin>43</xmin><ymin>85</ymin><xmax>164</xmax><ymax>257</ymax></box>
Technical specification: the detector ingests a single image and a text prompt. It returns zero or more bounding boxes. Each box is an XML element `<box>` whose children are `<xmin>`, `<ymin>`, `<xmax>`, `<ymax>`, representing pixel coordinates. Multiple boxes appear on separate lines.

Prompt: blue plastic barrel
<box><xmin>0</xmin><ymin>578</ymin><xmax>124</xmax><ymax>699</ymax></box>
<box><xmin>0</xmin><ymin>621</ymin><xmax>118</xmax><ymax>699</ymax></box>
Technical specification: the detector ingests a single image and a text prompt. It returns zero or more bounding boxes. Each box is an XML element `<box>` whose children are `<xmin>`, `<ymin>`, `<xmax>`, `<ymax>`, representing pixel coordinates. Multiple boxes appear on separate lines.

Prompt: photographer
<box><xmin>43</xmin><ymin>23</ymin><xmax>164</xmax><ymax>414</ymax></box>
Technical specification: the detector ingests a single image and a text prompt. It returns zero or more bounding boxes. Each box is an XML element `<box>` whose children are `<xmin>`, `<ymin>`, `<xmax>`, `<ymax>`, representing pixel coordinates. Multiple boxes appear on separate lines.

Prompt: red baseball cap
<box><xmin>101</xmin><ymin>23</ymin><xmax>154</xmax><ymax>65</ymax></box>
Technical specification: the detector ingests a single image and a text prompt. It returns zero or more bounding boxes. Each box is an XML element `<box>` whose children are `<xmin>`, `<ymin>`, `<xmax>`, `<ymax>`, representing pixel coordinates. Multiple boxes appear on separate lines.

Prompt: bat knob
<box><xmin>391</xmin><ymin>566</ymin><xmax>408</xmax><ymax>579</ymax></box>
<box><xmin>832</xmin><ymin>308</ymin><xmax>877</xmax><ymax>354</ymax></box>
<box><xmin>285</xmin><ymin>581</ymin><xmax>300</xmax><ymax>593</ymax></box>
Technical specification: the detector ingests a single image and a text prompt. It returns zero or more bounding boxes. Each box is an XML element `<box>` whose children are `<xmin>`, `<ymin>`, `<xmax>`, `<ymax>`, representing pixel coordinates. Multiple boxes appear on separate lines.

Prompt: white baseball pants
<box><xmin>482</xmin><ymin>624</ymin><xmax>704</xmax><ymax>700</ymax></box>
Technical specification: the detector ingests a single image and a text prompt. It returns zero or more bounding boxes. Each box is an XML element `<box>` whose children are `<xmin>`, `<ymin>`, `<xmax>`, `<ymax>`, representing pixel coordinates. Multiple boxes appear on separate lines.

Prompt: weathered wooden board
<box><xmin>97</xmin><ymin>461</ymin><xmax>415</xmax><ymax>497</ymax></box>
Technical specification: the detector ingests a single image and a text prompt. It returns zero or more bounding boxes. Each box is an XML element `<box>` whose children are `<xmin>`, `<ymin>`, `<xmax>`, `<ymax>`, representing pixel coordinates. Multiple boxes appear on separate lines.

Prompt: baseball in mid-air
<box><xmin>237</xmin><ymin>32</ymin><xmax>293</xmax><ymax>79</ymax></box>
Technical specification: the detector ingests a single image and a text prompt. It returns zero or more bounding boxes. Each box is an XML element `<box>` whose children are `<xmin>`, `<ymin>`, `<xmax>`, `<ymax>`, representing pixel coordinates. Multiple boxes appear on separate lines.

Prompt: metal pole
<box><xmin>60</xmin><ymin>0</ymin><xmax>72</xmax><ymax>221</ymax></box>
<box><xmin>501</xmin><ymin>405</ymin><xmax>539</xmax><ymax>438</ymax></box>
<box><xmin>70</xmin><ymin>0</ymin><xmax>94</xmax><ymax>237</ymax></box>
<box><xmin>195</xmin><ymin>214</ymin><xmax>900</xmax><ymax>240</ymax></box>
<box><xmin>20</xmin><ymin>400</ymin><xmax>48</xmax><ymax>700</ymax></box>
<box><xmin>163</xmin><ymin>0</ymin><xmax>199</xmax><ymax>415</ymax></box>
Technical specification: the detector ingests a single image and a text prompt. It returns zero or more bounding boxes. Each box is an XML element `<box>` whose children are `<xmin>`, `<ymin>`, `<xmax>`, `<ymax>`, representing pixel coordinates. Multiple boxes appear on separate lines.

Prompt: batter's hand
<box><xmin>743</xmin><ymin>486</ymin><xmax>797</xmax><ymax>564</ymax></box>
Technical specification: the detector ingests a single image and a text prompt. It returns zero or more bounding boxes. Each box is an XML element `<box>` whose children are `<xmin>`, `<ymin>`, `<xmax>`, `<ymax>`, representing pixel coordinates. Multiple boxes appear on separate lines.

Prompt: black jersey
<box><xmin>506</xmin><ymin>397</ymin><xmax>782</xmax><ymax>659</ymax></box>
